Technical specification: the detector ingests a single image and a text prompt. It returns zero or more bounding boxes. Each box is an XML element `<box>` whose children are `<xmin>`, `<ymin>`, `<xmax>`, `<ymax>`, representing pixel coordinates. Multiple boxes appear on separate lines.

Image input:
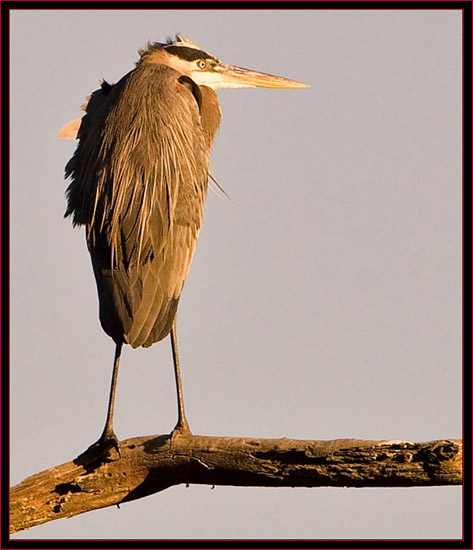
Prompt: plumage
<box><xmin>61</xmin><ymin>36</ymin><xmax>308</xmax><ymax>450</ymax></box>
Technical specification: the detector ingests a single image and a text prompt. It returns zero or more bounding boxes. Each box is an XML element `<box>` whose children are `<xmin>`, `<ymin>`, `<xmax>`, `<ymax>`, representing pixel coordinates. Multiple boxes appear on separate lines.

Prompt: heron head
<box><xmin>139</xmin><ymin>34</ymin><xmax>309</xmax><ymax>90</ymax></box>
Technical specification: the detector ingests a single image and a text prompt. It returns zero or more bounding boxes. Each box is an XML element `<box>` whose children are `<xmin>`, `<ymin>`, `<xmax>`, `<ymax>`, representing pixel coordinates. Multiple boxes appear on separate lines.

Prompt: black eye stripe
<box><xmin>165</xmin><ymin>46</ymin><xmax>217</xmax><ymax>63</ymax></box>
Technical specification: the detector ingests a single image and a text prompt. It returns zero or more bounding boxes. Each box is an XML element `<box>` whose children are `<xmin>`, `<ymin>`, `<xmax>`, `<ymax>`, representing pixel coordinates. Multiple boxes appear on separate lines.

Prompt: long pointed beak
<box><xmin>212</xmin><ymin>63</ymin><xmax>309</xmax><ymax>89</ymax></box>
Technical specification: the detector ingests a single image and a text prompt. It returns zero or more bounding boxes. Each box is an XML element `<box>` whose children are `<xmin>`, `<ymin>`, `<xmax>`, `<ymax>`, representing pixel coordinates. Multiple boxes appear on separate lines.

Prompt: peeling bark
<box><xmin>10</xmin><ymin>435</ymin><xmax>462</xmax><ymax>534</ymax></box>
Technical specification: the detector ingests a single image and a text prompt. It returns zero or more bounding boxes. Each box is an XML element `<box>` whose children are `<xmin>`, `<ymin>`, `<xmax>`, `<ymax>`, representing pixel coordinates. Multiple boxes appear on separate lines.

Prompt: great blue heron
<box><xmin>60</xmin><ymin>35</ymin><xmax>308</xmax><ymax>457</ymax></box>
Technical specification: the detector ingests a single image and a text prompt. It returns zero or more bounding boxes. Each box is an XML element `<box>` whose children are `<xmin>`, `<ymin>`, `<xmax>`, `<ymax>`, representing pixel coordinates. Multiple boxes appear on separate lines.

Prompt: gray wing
<box><xmin>65</xmin><ymin>64</ymin><xmax>210</xmax><ymax>347</ymax></box>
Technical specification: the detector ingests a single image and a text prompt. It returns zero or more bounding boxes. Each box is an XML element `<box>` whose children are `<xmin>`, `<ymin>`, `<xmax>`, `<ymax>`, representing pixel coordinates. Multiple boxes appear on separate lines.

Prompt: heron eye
<box><xmin>197</xmin><ymin>60</ymin><xmax>207</xmax><ymax>69</ymax></box>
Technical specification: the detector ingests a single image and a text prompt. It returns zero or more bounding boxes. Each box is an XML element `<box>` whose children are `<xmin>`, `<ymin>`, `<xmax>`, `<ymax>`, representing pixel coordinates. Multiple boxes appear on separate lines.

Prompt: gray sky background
<box><xmin>10</xmin><ymin>9</ymin><xmax>462</xmax><ymax>540</ymax></box>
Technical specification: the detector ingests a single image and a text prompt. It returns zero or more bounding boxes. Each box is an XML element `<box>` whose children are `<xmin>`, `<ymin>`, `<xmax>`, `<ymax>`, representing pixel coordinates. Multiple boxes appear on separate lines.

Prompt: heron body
<box><xmin>65</xmin><ymin>62</ymin><xmax>220</xmax><ymax>348</ymax></box>
<box><xmin>61</xmin><ymin>35</ymin><xmax>308</xmax><ymax>453</ymax></box>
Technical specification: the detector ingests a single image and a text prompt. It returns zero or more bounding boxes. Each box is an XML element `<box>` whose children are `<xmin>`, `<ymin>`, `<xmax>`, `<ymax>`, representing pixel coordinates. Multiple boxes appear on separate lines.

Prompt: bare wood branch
<box><xmin>10</xmin><ymin>435</ymin><xmax>462</xmax><ymax>534</ymax></box>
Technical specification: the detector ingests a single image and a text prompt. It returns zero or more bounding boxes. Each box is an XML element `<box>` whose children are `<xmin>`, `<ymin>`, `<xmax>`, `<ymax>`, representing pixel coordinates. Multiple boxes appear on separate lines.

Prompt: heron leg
<box><xmin>170</xmin><ymin>318</ymin><xmax>192</xmax><ymax>435</ymax></box>
<box><xmin>99</xmin><ymin>341</ymin><xmax>123</xmax><ymax>445</ymax></box>
<box><xmin>76</xmin><ymin>342</ymin><xmax>122</xmax><ymax>464</ymax></box>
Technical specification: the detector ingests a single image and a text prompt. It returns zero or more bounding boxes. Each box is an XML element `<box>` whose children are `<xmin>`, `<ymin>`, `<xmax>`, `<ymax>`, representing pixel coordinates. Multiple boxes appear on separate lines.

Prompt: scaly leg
<box><xmin>170</xmin><ymin>317</ymin><xmax>191</xmax><ymax>435</ymax></box>
<box><xmin>77</xmin><ymin>342</ymin><xmax>122</xmax><ymax>463</ymax></box>
<box><xmin>99</xmin><ymin>341</ymin><xmax>123</xmax><ymax>446</ymax></box>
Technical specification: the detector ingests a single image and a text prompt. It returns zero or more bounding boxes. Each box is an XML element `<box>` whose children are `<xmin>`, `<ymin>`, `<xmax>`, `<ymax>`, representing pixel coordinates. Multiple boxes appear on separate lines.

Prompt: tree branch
<box><xmin>10</xmin><ymin>435</ymin><xmax>462</xmax><ymax>533</ymax></box>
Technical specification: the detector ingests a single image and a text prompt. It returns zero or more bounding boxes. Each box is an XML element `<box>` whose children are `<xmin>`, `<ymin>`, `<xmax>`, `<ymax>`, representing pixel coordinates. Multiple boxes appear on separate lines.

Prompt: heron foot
<box><xmin>75</xmin><ymin>430</ymin><xmax>121</xmax><ymax>466</ymax></box>
<box><xmin>171</xmin><ymin>419</ymin><xmax>192</xmax><ymax>438</ymax></box>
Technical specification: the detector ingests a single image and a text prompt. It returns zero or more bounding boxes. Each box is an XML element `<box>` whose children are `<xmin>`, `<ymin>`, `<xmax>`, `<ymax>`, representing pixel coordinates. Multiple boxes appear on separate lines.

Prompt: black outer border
<box><xmin>1</xmin><ymin>2</ymin><xmax>470</xmax><ymax>549</ymax></box>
